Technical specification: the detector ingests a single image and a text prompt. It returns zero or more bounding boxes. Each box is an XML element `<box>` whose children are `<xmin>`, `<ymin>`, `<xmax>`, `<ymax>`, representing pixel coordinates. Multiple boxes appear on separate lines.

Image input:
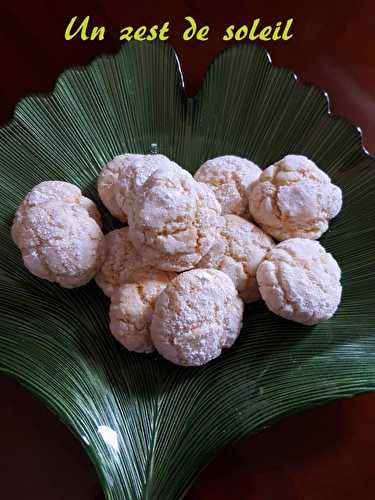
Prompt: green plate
<box><xmin>0</xmin><ymin>42</ymin><xmax>374</xmax><ymax>499</ymax></box>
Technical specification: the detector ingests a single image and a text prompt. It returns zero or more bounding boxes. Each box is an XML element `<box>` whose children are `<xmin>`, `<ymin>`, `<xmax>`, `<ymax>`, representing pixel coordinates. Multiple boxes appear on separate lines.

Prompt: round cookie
<box><xmin>11</xmin><ymin>201</ymin><xmax>105</xmax><ymax>288</ymax></box>
<box><xmin>248</xmin><ymin>155</ymin><xmax>342</xmax><ymax>241</ymax></box>
<box><xmin>150</xmin><ymin>269</ymin><xmax>244</xmax><ymax>366</ymax></box>
<box><xmin>197</xmin><ymin>214</ymin><xmax>274</xmax><ymax>303</ymax></box>
<box><xmin>109</xmin><ymin>269</ymin><xmax>176</xmax><ymax>353</ymax></box>
<box><xmin>256</xmin><ymin>238</ymin><xmax>342</xmax><ymax>325</ymax></box>
<box><xmin>194</xmin><ymin>155</ymin><xmax>261</xmax><ymax>219</ymax></box>
<box><xmin>128</xmin><ymin>166</ymin><xmax>222</xmax><ymax>272</ymax></box>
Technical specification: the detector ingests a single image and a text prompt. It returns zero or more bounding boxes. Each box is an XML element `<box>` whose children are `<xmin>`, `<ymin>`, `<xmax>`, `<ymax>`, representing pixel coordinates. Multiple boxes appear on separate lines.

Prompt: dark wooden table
<box><xmin>1</xmin><ymin>1</ymin><xmax>375</xmax><ymax>499</ymax></box>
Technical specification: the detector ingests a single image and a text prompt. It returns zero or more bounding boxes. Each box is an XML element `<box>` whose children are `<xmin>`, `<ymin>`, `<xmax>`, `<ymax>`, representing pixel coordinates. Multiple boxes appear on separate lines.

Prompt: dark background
<box><xmin>1</xmin><ymin>1</ymin><xmax>375</xmax><ymax>499</ymax></box>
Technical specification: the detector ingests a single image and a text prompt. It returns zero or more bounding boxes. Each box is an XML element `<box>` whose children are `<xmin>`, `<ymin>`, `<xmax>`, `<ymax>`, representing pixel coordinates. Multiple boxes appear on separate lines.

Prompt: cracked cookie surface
<box><xmin>98</xmin><ymin>154</ymin><xmax>177</xmax><ymax>223</ymax></box>
<box><xmin>256</xmin><ymin>238</ymin><xmax>342</xmax><ymax>325</ymax></box>
<box><xmin>248</xmin><ymin>155</ymin><xmax>342</xmax><ymax>240</ymax></box>
<box><xmin>151</xmin><ymin>269</ymin><xmax>244</xmax><ymax>366</ymax></box>
<box><xmin>12</xmin><ymin>201</ymin><xmax>105</xmax><ymax>288</ymax></box>
<box><xmin>97</xmin><ymin>154</ymin><xmax>137</xmax><ymax>222</ymax></box>
<box><xmin>195</xmin><ymin>155</ymin><xmax>261</xmax><ymax>219</ymax></box>
<box><xmin>15</xmin><ymin>180</ymin><xmax>102</xmax><ymax>226</ymax></box>
<box><xmin>128</xmin><ymin>166</ymin><xmax>222</xmax><ymax>272</ymax></box>
<box><xmin>95</xmin><ymin>227</ymin><xmax>168</xmax><ymax>297</ymax></box>
<box><xmin>197</xmin><ymin>214</ymin><xmax>274</xmax><ymax>303</ymax></box>
<box><xmin>110</xmin><ymin>269</ymin><xmax>175</xmax><ymax>353</ymax></box>
<box><xmin>115</xmin><ymin>154</ymin><xmax>182</xmax><ymax>222</ymax></box>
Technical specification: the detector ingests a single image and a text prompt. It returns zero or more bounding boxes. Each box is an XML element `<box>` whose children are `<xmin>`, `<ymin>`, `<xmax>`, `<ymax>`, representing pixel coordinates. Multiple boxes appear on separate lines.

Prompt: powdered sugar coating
<box><xmin>197</xmin><ymin>215</ymin><xmax>274</xmax><ymax>303</ymax></box>
<box><xmin>110</xmin><ymin>269</ymin><xmax>175</xmax><ymax>353</ymax></box>
<box><xmin>11</xmin><ymin>201</ymin><xmax>105</xmax><ymax>288</ymax></box>
<box><xmin>151</xmin><ymin>269</ymin><xmax>244</xmax><ymax>366</ymax></box>
<box><xmin>95</xmin><ymin>227</ymin><xmax>176</xmax><ymax>297</ymax></box>
<box><xmin>248</xmin><ymin>155</ymin><xmax>342</xmax><ymax>241</ymax></box>
<box><xmin>97</xmin><ymin>155</ymin><xmax>137</xmax><ymax>222</ymax></box>
<box><xmin>114</xmin><ymin>154</ymin><xmax>181</xmax><ymax>222</ymax></box>
<box><xmin>97</xmin><ymin>154</ymin><xmax>176</xmax><ymax>222</ymax></box>
<box><xmin>95</xmin><ymin>227</ymin><xmax>144</xmax><ymax>297</ymax></box>
<box><xmin>256</xmin><ymin>238</ymin><xmax>342</xmax><ymax>325</ymax></box>
<box><xmin>128</xmin><ymin>167</ymin><xmax>222</xmax><ymax>272</ymax></box>
<box><xmin>79</xmin><ymin>197</ymin><xmax>102</xmax><ymax>227</ymax></box>
<box><xmin>194</xmin><ymin>155</ymin><xmax>262</xmax><ymax>219</ymax></box>
<box><xmin>17</xmin><ymin>180</ymin><xmax>102</xmax><ymax>227</ymax></box>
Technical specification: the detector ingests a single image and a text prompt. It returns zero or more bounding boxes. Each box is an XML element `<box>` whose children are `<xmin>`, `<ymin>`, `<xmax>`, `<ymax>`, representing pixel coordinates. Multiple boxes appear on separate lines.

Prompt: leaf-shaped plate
<box><xmin>0</xmin><ymin>42</ymin><xmax>374</xmax><ymax>500</ymax></box>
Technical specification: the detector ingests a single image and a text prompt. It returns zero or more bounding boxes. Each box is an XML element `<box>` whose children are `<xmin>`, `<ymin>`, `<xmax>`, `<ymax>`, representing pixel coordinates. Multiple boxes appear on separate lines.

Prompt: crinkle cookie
<box><xmin>128</xmin><ymin>166</ymin><xmax>222</xmax><ymax>272</ymax></box>
<box><xmin>194</xmin><ymin>155</ymin><xmax>261</xmax><ymax>219</ymax></box>
<box><xmin>114</xmin><ymin>154</ymin><xmax>182</xmax><ymax>222</ymax></box>
<box><xmin>97</xmin><ymin>154</ymin><xmax>175</xmax><ymax>222</ymax></box>
<box><xmin>11</xmin><ymin>201</ymin><xmax>105</xmax><ymax>288</ymax></box>
<box><xmin>256</xmin><ymin>238</ymin><xmax>342</xmax><ymax>325</ymax></box>
<box><xmin>17</xmin><ymin>180</ymin><xmax>102</xmax><ymax>227</ymax></box>
<box><xmin>109</xmin><ymin>269</ymin><xmax>176</xmax><ymax>353</ymax></box>
<box><xmin>197</xmin><ymin>214</ymin><xmax>274</xmax><ymax>303</ymax></box>
<box><xmin>150</xmin><ymin>269</ymin><xmax>244</xmax><ymax>366</ymax></box>
<box><xmin>248</xmin><ymin>155</ymin><xmax>342</xmax><ymax>241</ymax></box>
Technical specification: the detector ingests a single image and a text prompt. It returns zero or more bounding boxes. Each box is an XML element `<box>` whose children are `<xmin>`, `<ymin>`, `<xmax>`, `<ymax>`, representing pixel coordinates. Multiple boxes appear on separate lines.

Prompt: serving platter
<box><xmin>0</xmin><ymin>41</ymin><xmax>374</xmax><ymax>499</ymax></box>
